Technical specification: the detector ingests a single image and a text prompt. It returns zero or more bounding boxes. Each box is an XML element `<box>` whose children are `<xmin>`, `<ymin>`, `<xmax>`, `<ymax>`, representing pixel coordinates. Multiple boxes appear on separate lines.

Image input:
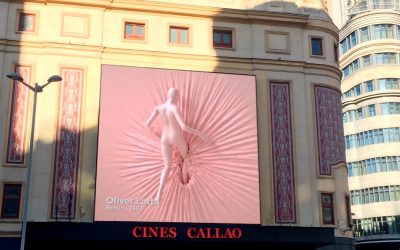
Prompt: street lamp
<box><xmin>6</xmin><ymin>72</ymin><xmax>62</xmax><ymax>250</ymax></box>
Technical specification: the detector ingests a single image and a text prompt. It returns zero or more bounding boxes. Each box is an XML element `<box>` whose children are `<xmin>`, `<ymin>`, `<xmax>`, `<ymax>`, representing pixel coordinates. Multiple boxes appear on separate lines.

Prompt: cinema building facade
<box><xmin>0</xmin><ymin>0</ymin><xmax>352</xmax><ymax>249</ymax></box>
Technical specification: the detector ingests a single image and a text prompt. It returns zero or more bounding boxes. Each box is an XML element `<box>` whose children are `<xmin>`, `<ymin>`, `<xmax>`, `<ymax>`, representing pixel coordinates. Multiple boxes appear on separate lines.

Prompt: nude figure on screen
<box><xmin>145</xmin><ymin>88</ymin><xmax>210</xmax><ymax>201</ymax></box>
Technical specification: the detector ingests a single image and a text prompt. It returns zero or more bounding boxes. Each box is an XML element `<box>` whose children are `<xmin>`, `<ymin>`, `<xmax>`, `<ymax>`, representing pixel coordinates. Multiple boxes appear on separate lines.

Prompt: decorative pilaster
<box><xmin>51</xmin><ymin>68</ymin><xmax>84</xmax><ymax>219</ymax></box>
<box><xmin>314</xmin><ymin>86</ymin><xmax>346</xmax><ymax>175</ymax></box>
<box><xmin>6</xmin><ymin>65</ymin><xmax>31</xmax><ymax>165</ymax></box>
<box><xmin>270</xmin><ymin>82</ymin><xmax>296</xmax><ymax>223</ymax></box>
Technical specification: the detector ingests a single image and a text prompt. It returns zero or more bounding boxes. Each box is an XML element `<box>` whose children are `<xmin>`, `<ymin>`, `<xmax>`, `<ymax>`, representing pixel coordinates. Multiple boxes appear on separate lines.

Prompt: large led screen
<box><xmin>95</xmin><ymin>65</ymin><xmax>260</xmax><ymax>223</ymax></box>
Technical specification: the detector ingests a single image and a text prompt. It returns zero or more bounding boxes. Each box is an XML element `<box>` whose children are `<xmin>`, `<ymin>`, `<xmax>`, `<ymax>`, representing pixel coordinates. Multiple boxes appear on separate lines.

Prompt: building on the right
<box><xmin>331</xmin><ymin>0</ymin><xmax>400</xmax><ymax>249</ymax></box>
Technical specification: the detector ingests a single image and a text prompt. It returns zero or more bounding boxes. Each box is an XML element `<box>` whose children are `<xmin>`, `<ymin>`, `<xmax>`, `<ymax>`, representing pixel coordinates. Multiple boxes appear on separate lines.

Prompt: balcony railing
<box><xmin>347</xmin><ymin>0</ymin><xmax>400</xmax><ymax>16</ymax></box>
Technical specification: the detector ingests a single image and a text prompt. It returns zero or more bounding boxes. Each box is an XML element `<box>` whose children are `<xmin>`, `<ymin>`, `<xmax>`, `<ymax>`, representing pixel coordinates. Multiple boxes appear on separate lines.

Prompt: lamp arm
<box><xmin>40</xmin><ymin>81</ymin><xmax>52</xmax><ymax>90</ymax></box>
<box><xmin>19</xmin><ymin>81</ymin><xmax>36</xmax><ymax>92</ymax></box>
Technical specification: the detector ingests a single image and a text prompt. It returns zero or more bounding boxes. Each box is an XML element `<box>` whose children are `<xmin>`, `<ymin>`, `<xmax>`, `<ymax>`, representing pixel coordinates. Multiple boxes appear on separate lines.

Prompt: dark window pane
<box><xmin>1</xmin><ymin>184</ymin><xmax>22</xmax><ymax>219</ymax></box>
<box><xmin>213</xmin><ymin>30</ymin><xmax>232</xmax><ymax>48</ymax></box>
<box><xmin>223</xmin><ymin>33</ymin><xmax>231</xmax><ymax>43</ymax></box>
<box><xmin>213</xmin><ymin>33</ymin><xmax>221</xmax><ymax>43</ymax></box>
<box><xmin>311</xmin><ymin>38</ymin><xmax>323</xmax><ymax>56</ymax></box>
<box><xmin>18</xmin><ymin>13</ymin><xmax>35</xmax><ymax>32</ymax></box>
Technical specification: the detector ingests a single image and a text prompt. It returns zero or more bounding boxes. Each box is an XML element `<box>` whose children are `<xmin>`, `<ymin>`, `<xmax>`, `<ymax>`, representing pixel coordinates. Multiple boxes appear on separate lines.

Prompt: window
<box><xmin>340</xmin><ymin>40</ymin><xmax>347</xmax><ymax>55</ymax></box>
<box><xmin>334</xmin><ymin>43</ymin><xmax>338</xmax><ymax>61</ymax></box>
<box><xmin>350</xmin><ymin>135</ymin><xmax>356</xmax><ymax>148</ymax></box>
<box><xmin>371</xmin><ymin>158</ymin><xmax>377</xmax><ymax>172</ymax></box>
<box><xmin>372</xmin><ymin>0</ymin><xmax>380</xmax><ymax>8</ymax></box>
<box><xmin>350</xmin><ymin>111</ymin><xmax>355</xmax><ymax>122</ymax></box>
<box><xmin>363</xmin><ymin>55</ymin><xmax>371</xmax><ymax>67</ymax></box>
<box><xmin>311</xmin><ymin>37</ymin><xmax>323</xmax><ymax>56</ymax></box>
<box><xmin>321</xmin><ymin>193</ymin><xmax>334</xmax><ymax>225</ymax></box>
<box><xmin>346</xmin><ymin>128</ymin><xmax>400</xmax><ymax>149</ymax></box>
<box><xmin>343</xmin><ymin>66</ymin><xmax>350</xmax><ymax>78</ymax></box>
<box><xmin>343</xmin><ymin>58</ymin><xmax>361</xmax><ymax>78</ymax></box>
<box><xmin>350</xmin><ymin>186</ymin><xmax>400</xmax><ymax>205</ymax></box>
<box><xmin>368</xmin><ymin>104</ymin><xmax>376</xmax><ymax>117</ymax></box>
<box><xmin>384</xmin><ymin>128</ymin><xmax>391</xmax><ymax>142</ymax></box>
<box><xmin>357</xmin><ymin>108</ymin><xmax>363</xmax><ymax>120</ymax></box>
<box><xmin>375</xmin><ymin>53</ymin><xmax>396</xmax><ymax>64</ymax></box>
<box><xmin>374</xmin><ymin>24</ymin><xmax>394</xmax><ymax>39</ymax></box>
<box><xmin>169</xmin><ymin>26</ymin><xmax>189</xmax><ymax>45</ymax></box>
<box><xmin>379</xmin><ymin>187</ymin><xmax>384</xmax><ymax>201</ymax></box>
<box><xmin>352</xmin><ymin>59</ymin><xmax>360</xmax><ymax>71</ymax></box>
<box><xmin>340</xmin><ymin>31</ymin><xmax>358</xmax><ymax>54</ymax></box>
<box><xmin>395</xmin><ymin>128</ymin><xmax>400</xmax><ymax>142</ymax></box>
<box><xmin>379</xmin><ymin>79</ymin><xmax>387</xmax><ymax>90</ymax></box>
<box><xmin>397</xmin><ymin>25</ymin><xmax>400</xmax><ymax>39</ymax></box>
<box><xmin>390</xmin><ymin>186</ymin><xmax>396</xmax><ymax>201</ymax></box>
<box><xmin>360</xmin><ymin>27</ymin><xmax>370</xmax><ymax>42</ymax></box>
<box><xmin>17</xmin><ymin>12</ymin><xmax>35</xmax><ymax>32</ymax></box>
<box><xmin>379</xmin><ymin>78</ymin><xmax>400</xmax><ymax>90</ymax></box>
<box><xmin>348</xmin><ymin>163</ymin><xmax>353</xmax><ymax>176</ymax></box>
<box><xmin>358</xmin><ymin>0</ymin><xmax>368</xmax><ymax>10</ymax></box>
<box><xmin>349</xmin><ymin>31</ymin><xmax>357</xmax><ymax>47</ymax></box>
<box><xmin>381</xmin><ymin>103</ymin><xmax>390</xmax><ymax>115</ymax></box>
<box><xmin>354</xmin><ymin>84</ymin><xmax>362</xmax><ymax>96</ymax></box>
<box><xmin>390</xmin><ymin>78</ymin><xmax>398</xmax><ymax>89</ymax></box>
<box><xmin>213</xmin><ymin>29</ymin><xmax>233</xmax><ymax>48</ymax></box>
<box><xmin>373</xmin><ymin>130</ymin><xmax>379</xmax><ymax>144</ymax></box>
<box><xmin>366</xmin><ymin>80</ymin><xmax>374</xmax><ymax>92</ymax></box>
<box><xmin>345</xmin><ymin>89</ymin><xmax>354</xmax><ymax>98</ymax></box>
<box><xmin>1</xmin><ymin>184</ymin><xmax>22</xmax><ymax>219</ymax></box>
<box><xmin>124</xmin><ymin>22</ymin><xmax>145</xmax><ymax>40</ymax></box>
<box><xmin>381</xmin><ymin>102</ymin><xmax>400</xmax><ymax>115</ymax></box>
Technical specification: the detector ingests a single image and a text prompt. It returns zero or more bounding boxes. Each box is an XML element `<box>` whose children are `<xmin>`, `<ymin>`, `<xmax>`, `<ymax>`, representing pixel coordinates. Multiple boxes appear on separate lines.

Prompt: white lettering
<box><xmin>106</xmin><ymin>196</ymin><xmax>114</xmax><ymax>204</ymax></box>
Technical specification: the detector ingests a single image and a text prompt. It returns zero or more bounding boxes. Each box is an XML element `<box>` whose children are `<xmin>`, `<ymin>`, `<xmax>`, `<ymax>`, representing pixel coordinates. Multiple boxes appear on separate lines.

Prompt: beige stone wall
<box><xmin>0</xmin><ymin>0</ymin><xmax>349</xmax><ymax>239</ymax></box>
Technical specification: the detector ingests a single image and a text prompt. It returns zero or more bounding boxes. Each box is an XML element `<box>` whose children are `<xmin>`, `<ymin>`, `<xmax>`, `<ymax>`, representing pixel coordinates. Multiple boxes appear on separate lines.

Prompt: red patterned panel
<box><xmin>51</xmin><ymin>68</ymin><xmax>83</xmax><ymax>219</ymax></box>
<box><xmin>6</xmin><ymin>66</ymin><xmax>31</xmax><ymax>165</ymax></box>
<box><xmin>270</xmin><ymin>82</ymin><xmax>296</xmax><ymax>223</ymax></box>
<box><xmin>314</xmin><ymin>86</ymin><xmax>346</xmax><ymax>175</ymax></box>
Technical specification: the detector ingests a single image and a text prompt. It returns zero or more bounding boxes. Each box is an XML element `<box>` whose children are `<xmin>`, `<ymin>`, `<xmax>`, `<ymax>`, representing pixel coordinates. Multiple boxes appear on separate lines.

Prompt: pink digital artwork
<box><xmin>95</xmin><ymin>65</ymin><xmax>260</xmax><ymax>223</ymax></box>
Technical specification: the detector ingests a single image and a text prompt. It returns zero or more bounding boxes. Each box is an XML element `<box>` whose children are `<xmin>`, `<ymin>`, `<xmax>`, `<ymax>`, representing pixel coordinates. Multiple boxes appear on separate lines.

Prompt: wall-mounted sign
<box><xmin>131</xmin><ymin>226</ymin><xmax>242</xmax><ymax>239</ymax></box>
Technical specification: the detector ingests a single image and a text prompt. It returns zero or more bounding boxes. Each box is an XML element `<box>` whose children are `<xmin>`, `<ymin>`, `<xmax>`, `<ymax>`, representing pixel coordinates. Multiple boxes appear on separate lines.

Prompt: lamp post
<box><xmin>6</xmin><ymin>73</ymin><xmax>62</xmax><ymax>250</ymax></box>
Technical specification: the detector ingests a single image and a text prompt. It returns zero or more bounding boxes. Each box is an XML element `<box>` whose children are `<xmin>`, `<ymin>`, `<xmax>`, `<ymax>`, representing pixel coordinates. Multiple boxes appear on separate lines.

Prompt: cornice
<box><xmin>3</xmin><ymin>39</ymin><xmax>341</xmax><ymax>79</ymax></box>
<box><xmin>103</xmin><ymin>46</ymin><xmax>341</xmax><ymax>79</ymax></box>
<box><xmin>339</xmin><ymin>40</ymin><xmax>400</xmax><ymax>67</ymax></box>
<box><xmin>3</xmin><ymin>40</ymin><xmax>103</xmax><ymax>51</ymax></box>
<box><xmin>307</xmin><ymin>19</ymin><xmax>339</xmax><ymax>39</ymax></box>
<box><xmin>342</xmin><ymin>91</ymin><xmax>400</xmax><ymax>107</ymax></box>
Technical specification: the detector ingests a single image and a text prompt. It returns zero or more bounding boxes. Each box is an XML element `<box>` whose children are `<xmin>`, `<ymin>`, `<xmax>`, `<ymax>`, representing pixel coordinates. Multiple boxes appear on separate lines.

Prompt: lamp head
<box><xmin>47</xmin><ymin>75</ymin><xmax>63</xmax><ymax>83</ymax></box>
<box><xmin>6</xmin><ymin>73</ymin><xmax>24</xmax><ymax>82</ymax></box>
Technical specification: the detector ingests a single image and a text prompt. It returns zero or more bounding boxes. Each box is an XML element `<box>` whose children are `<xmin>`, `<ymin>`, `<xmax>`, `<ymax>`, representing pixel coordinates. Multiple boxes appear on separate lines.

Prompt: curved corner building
<box><xmin>339</xmin><ymin>0</ymin><xmax>400</xmax><ymax>248</ymax></box>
